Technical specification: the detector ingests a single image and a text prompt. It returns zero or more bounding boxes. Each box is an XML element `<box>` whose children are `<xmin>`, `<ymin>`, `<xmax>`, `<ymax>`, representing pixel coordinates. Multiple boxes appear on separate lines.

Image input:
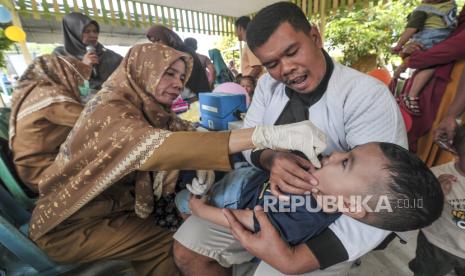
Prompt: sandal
<box><xmin>401</xmin><ymin>95</ymin><xmax>421</xmax><ymax>116</ymax></box>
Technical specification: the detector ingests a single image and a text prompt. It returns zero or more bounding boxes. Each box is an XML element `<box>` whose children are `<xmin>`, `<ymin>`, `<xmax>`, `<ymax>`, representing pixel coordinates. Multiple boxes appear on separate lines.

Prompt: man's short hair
<box><xmin>366</xmin><ymin>142</ymin><xmax>443</xmax><ymax>232</ymax></box>
<box><xmin>184</xmin><ymin>37</ymin><xmax>197</xmax><ymax>51</ymax></box>
<box><xmin>246</xmin><ymin>2</ymin><xmax>312</xmax><ymax>52</ymax></box>
<box><xmin>234</xmin><ymin>16</ymin><xmax>251</xmax><ymax>29</ymax></box>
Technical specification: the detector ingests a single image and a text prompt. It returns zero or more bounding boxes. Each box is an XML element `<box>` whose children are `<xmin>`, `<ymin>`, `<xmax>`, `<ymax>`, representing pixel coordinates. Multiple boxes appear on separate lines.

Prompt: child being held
<box><xmin>176</xmin><ymin>141</ymin><xmax>444</xmax><ymax>246</ymax></box>
<box><xmin>409</xmin><ymin>124</ymin><xmax>465</xmax><ymax>276</ymax></box>
<box><xmin>392</xmin><ymin>0</ymin><xmax>457</xmax><ymax>116</ymax></box>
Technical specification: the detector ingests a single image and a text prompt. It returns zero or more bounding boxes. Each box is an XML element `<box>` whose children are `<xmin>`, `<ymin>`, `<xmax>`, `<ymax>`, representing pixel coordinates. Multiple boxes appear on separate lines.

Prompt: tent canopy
<box><xmin>12</xmin><ymin>0</ymin><xmax>388</xmax><ymax>40</ymax></box>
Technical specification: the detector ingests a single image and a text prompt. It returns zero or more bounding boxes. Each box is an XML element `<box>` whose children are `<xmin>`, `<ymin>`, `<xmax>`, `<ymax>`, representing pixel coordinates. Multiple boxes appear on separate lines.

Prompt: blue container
<box><xmin>199</xmin><ymin>93</ymin><xmax>247</xmax><ymax>130</ymax></box>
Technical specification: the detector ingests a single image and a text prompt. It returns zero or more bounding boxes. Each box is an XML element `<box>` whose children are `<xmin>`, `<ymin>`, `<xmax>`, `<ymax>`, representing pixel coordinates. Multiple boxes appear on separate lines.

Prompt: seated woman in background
<box><xmin>209</xmin><ymin>48</ymin><xmax>236</xmax><ymax>84</ymax></box>
<box><xmin>53</xmin><ymin>12</ymin><xmax>122</xmax><ymax>102</ymax></box>
<box><xmin>9</xmin><ymin>54</ymin><xmax>92</xmax><ymax>192</ymax></box>
<box><xmin>29</xmin><ymin>43</ymin><xmax>320</xmax><ymax>275</ymax></box>
<box><xmin>146</xmin><ymin>25</ymin><xmax>210</xmax><ymax>97</ymax></box>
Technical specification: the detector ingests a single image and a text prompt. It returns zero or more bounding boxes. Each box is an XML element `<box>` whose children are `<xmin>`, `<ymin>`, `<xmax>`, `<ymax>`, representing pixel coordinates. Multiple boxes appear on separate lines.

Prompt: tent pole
<box><xmin>319</xmin><ymin>0</ymin><xmax>326</xmax><ymax>44</ymax></box>
<box><xmin>1</xmin><ymin>0</ymin><xmax>32</xmax><ymax>65</ymax></box>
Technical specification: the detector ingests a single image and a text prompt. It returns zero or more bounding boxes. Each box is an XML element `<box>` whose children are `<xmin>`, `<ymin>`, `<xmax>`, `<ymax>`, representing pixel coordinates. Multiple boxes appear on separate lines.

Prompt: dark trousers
<box><xmin>409</xmin><ymin>231</ymin><xmax>465</xmax><ymax>276</ymax></box>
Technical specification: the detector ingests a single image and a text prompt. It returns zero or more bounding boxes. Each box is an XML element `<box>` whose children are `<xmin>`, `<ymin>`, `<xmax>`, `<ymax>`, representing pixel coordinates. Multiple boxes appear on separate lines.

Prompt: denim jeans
<box><xmin>175</xmin><ymin>167</ymin><xmax>263</xmax><ymax>214</ymax></box>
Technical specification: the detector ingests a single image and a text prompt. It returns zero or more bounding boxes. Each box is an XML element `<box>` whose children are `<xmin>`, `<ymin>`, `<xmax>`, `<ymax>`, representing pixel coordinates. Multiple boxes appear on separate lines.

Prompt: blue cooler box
<box><xmin>199</xmin><ymin>93</ymin><xmax>247</xmax><ymax>130</ymax></box>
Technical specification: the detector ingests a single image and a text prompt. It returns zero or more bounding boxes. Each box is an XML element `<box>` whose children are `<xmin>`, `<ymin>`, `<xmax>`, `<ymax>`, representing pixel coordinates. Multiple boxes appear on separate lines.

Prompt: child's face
<box><xmin>310</xmin><ymin>143</ymin><xmax>389</xmax><ymax>207</ymax></box>
<box><xmin>240</xmin><ymin>79</ymin><xmax>255</xmax><ymax>96</ymax></box>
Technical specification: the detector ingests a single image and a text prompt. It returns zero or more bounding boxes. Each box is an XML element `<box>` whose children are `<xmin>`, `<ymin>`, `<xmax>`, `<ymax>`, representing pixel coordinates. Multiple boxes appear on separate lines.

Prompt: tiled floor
<box><xmin>348</xmin><ymin>230</ymin><xmax>457</xmax><ymax>276</ymax></box>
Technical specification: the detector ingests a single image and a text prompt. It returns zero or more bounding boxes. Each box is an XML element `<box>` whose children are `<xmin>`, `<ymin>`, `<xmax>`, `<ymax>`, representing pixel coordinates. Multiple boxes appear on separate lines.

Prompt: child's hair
<box><xmin>453</xmin><ymin>124</ymin><xmax>465</xmax><ymax>154</ymax></box>
<box><xmin>238</xmin><ymin>75</ymin><xmax>256</xmax><ymax>87</ymax></box>
<box><xmin>363</xmin><ymin>142</ymin><xmax>444</xmax><ymax>232</ymax></box>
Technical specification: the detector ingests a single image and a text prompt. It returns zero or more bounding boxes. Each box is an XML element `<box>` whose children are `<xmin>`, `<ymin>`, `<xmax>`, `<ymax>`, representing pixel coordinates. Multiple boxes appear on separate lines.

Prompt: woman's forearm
<box><xmin>228</xmin><ymin>128</ymin><xmax>255</xmax><ymax>154</ymax></box>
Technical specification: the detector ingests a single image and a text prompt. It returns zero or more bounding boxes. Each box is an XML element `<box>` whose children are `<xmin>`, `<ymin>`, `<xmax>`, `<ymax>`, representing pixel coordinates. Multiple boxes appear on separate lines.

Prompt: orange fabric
<box><xmin>367</xmin><ymin>68</ymin><xmax>392</xmax><ymax>85</ymax></box>
<box><xmin>416</xmin><ymin>59</ymin><xmax>465</xmax><ymax>167</ymax></box>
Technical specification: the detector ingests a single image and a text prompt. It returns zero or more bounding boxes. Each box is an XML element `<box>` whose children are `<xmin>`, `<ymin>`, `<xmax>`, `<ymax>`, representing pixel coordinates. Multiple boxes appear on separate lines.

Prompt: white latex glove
<box><xmin>252</xmin><ymin>120</ymin><xmax>327</xmax><ymax>168</ymax></box>
<box><xmin>187</xmin><ymin>170</ymin><xmax>215</xmax><ymax>195</ymax></box>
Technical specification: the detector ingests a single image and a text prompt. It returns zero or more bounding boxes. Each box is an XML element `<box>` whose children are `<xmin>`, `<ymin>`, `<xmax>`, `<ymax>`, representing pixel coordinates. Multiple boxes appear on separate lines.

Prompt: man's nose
<box><xmin>281</xmin><ymin>58</ymin><xmax>296</xmax><ymax>77</ymax></box>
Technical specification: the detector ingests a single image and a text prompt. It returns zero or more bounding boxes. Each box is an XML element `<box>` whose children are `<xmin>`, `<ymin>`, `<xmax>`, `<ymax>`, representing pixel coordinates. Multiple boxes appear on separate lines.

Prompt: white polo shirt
<box><xmin>242</xmin><ymin>61</ymin><xmax>408</xmax><ymax>264</ymax></box>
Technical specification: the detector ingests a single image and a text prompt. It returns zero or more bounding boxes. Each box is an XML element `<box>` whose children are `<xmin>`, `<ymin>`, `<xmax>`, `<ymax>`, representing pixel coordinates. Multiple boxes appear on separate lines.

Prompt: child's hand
<box><xmin>188</xmin><ymin>195</ymin><xmax>208</xmax><ymax>216</ymax></box>
<box><xmin>437</xmin><ymin>174</ymin><xmax>457</xmax><ymax>196</ymax></box>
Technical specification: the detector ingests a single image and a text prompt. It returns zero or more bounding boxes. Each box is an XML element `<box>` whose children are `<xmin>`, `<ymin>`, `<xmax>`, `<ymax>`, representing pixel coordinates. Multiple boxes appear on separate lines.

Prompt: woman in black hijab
<box><xmin>53</xmin><ymin>12</ymin><xmax>122</xmax><ymax>102</ymax></box>
<box><xmin>146</xmin><ymin>25</ymin><xmax>210</xmax><ymax>97</ymax></box>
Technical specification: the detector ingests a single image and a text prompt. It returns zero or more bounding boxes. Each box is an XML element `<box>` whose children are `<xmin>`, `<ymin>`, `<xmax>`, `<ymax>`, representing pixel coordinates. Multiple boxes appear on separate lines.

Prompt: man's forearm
<box><xmin>260</xmin><ymin>244</ymin><xmax>320</xmax><ymax>274</ymax></box>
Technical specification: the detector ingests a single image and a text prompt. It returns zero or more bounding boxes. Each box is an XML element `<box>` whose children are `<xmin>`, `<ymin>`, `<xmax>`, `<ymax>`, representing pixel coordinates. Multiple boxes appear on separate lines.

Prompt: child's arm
<box><xmin>189</xmin><ymin>195</ymin><xmax>255</xmax><ymax>231</ymax></box>
<box><xmin>393</xmin><ymin>28</ymin><xmax>418</xmax><ymax>52</ymax></box>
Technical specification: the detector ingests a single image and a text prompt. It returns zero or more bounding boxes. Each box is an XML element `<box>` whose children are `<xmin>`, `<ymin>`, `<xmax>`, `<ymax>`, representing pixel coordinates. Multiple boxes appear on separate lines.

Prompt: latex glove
<box><xmin>187</xmin><ymin>170</ymin><xmax>215</xmax><ymax>195</ymax></box>
<box><xmin>252</xmin><ymin>120</ymin><xmax>327</xmax><ymax>168</ymax></box>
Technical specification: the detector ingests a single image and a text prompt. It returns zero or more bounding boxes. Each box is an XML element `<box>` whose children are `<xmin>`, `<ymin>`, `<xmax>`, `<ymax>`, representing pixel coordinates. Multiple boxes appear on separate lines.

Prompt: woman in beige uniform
<box><xmin>30</xmin><ymin>43</ymin><xmax>324</xmax><ymax>275</ymax></box>
<box><xmin>9</xmin><ymin>54</ymin><xmax>92</xmax><ymax>192</ymax></box>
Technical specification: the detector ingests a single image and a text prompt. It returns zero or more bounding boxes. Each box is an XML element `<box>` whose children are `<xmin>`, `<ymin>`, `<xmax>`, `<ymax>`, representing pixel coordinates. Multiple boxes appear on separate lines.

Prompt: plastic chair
<box><xmin>0</xmin><ymin>184</ymin><xmax>136</xmax><ymax>276</ymax></box>
<box><xmin>0</xmin><ymin>184</ymin><xmax>78</xmax><ymax>275</ymax></box>
<box><xmin>0</xmin><ymin>138</ymin><xmax>36</xmax><ymax>210</ymax></box>
<box><xmin>0</xmin><ymin>107</ymin><xmax>10</xmax><ymax>141</ymax></box>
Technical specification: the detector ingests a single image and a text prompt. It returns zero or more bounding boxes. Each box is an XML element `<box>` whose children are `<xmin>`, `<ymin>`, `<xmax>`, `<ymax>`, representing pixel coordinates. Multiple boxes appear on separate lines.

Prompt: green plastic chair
<box><xmin>0</xmin><ymin>107</ymin><xmax>10</xmax><ymax>141</ymax></box>
<box><xmin>0</xmin><ymin>107</ymin><xmax>36</xmax><ymax>209</ymax></box>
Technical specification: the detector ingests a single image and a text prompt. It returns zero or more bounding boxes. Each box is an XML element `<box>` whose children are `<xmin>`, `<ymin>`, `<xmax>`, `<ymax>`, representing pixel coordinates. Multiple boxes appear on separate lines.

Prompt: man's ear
<box><xmin>309</xmin><ymin>26</ymin><xmax>323</xmax><ymax>48</ymax></box>
<box><xmin>340</xmin><ymin>197</ymin><xmax>367</xmax><ymax>219</ymax></box>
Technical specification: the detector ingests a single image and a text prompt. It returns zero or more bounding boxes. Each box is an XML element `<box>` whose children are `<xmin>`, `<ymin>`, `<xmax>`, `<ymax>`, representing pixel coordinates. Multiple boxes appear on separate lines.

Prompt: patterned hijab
<box><xmin>29</xmin><ymin>43</ymin><xmax>194</xmax><ymax>240</ymax></box>
<box><xmin>9</xmin><ymin>54</ymin><xmax>91</xmax><ymax>148</ymax></box>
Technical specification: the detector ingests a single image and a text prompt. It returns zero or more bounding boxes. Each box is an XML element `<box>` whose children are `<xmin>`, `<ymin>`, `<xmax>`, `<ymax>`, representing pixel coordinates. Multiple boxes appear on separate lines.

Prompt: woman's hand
<box><xmin>82</xmin><ymin>52</ymin><xmax>99</xmax><ymax>66</ymax></box>
<box><xmin>252</xmin><ymin>120</ymin><xmax>327</xmax><ymax>168</ymax></box>
<box><xmin>186</xmin><ymin>170</ymin><xmax>215</xmax><ymax>195</ymax></box>
<box><xmin>434</xmin><ymin>116</ymin><xmax>458</xmax><ymax>145</ymax></box>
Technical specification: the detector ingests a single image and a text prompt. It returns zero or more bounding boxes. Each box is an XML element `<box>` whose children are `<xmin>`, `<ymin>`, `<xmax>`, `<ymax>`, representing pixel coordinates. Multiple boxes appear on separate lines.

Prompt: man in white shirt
<box><xmin>173</xmin><ymin>2</ymin><xmax>408</xmax><ymax>275</ymax></box>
